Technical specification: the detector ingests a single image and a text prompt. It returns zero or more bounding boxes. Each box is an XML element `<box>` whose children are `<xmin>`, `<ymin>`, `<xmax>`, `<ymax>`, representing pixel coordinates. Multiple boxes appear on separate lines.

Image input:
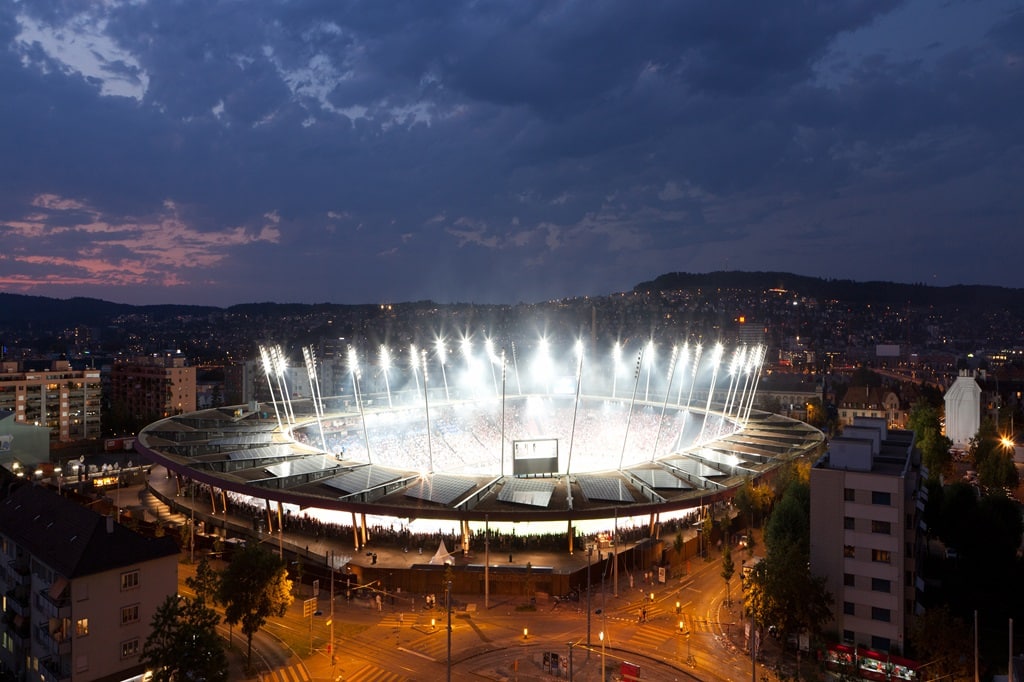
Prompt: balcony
<box><xmin>39</xmin><ymin>654</ymin><xmax>71</xmax><ymax>682</ymax></box>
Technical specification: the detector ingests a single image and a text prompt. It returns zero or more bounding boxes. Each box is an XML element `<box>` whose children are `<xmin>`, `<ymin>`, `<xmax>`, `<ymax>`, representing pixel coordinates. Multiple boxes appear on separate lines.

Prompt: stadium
<box><xmin>135</xmin><ymin>336</ymin><xmax>825</xmax><ymax>551</ymax></box>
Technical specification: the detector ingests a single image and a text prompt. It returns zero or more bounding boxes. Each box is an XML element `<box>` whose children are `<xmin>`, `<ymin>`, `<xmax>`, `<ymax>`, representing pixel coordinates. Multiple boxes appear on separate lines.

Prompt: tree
<box><xmin>673</xmin><ymin>530</ymin><xmax>685</xmax><ymax>565</ymax></box>
<box><xmin>186</xmin><ymin>556</ymin><xmax>221</xmax><ymax>605</ymax></box>
<box><xmin>219</xmin><ymin>543</ymin><xmax>294</xmax><ymax>670</ymax></box>
<box><xmin>908</xmin><ymin>400</ymin><xmax>953</xmax><ymax>480</ymax></box>
<box><xmin>971</xmin><ymin>418</ymin><xmax>1019</xmax><ymax>490</ymax></box>
<box><xmin>721</xmin><ymin>544</ymin><xmax>735</xmax><ymax>606</ymax></box>
<box><xmin>745</xmin><ymin>479</ymin><xmax>832</xmax><ymax>642</ymax></box>
<box><xmin>909</xmin><ymin>606</ymin><xmax>972</xmax><ymax>681</ymax></box>
<box><xmin>141</xmin><ymin>594</ymin><xmax>227</xmax><ymax>682</ymax></box>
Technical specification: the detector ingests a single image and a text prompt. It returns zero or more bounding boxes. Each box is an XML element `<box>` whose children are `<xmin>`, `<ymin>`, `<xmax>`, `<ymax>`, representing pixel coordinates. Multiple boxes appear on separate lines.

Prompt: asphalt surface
<box><xmin>122</xmin><ymin>467</ymin><xmax>798</xmax><ymax>682</ymax></box>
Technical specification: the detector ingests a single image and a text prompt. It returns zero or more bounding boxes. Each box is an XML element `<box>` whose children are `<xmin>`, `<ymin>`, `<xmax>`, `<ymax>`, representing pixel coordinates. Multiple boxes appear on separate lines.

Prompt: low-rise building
<box><xmin>0</xmin><ymin>483</ymin><xmax>179</xmax><ymax>681</ymax></box>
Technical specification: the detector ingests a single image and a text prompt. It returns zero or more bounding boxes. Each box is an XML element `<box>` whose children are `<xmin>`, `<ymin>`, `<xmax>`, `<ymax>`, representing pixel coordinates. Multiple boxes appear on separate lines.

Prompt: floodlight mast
<box><xmin>675</xmin><ymin>341</ymin><xmax>690</xmax><ymax>405</ymax></box>
<box><xmin>258</xmin><ymin>345</ymin><xmax>283</xmax><ymax>430</ymax></box>
<box><xmin>742</xmin><ymin>345</ymin><xmax>767</xmax><ymax>425</ymax></box>
<box><xmin>379</xmin><ymin>345</ymin><xmax>393</xmax><ymax>408</ymax></box>
<box><xmin>302</xmin><ymin>346</ymin><xmax>328</xmax><ymax>453</ymax></box>
<box><xmin>565</xmin><ymin>340</ymin><xmax>584</xmax><ymax>510</ymax></box>
<box><xmin>435</xmin><ymin>338</ymin><xmax>450</xmax><ymax>401</ymax></box>
<box><xmin>272</xmin><ymin>345</ymin><xmax>296</xmax><ymax>426</ymax></box>
<box><xmin>500</xmin><ymin>350</ymin><xmax>506</xmax><ymax>478</ymax></box>
<box><xmin>421</xmin><ymin>349</ymin><xmax>434</xmax><ymax>474</ymax></box>
<box><xmin>685</xmin><ymin>342</ymin><xmax>703</xmax><ymax>414</ymax></box>
<box><xmin>734</xmin><ymin>346</ymin><xmax>756</xmax><ymax>421</ymax></box>
<box><xmin>698</xmin><ymin>343</ymin><xmax>725</xmax><ymax>443</ymax></box>
<box><xmin>618</xmin><ymin>347</ymin><xmax>645</xmax><ymax>471</ymax></box>
<box><xmin>347</xmin><ymin>346</ymin><xmax>372</xmax><ymax>465</ymax></box>
<box><xmin>651</xmin><ymin>344</ymin><xmax>679</xmax><ymax>462</ymax></box>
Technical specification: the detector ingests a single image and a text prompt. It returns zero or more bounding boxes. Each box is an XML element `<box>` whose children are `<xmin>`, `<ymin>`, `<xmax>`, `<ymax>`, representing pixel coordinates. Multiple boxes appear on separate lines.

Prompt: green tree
<box><xmin>971</xmin><ymin>419</ymin><xmax>1019</xmax><ymax>490</ymax></box>
<box><xmin>908</xmin><ymin>606</ymin><xmax>972</xmax><ymax>681</ymax></box>
<box><xmin>673</xmin><ymin>530</ymin><xmax>684</xmax><ymax>565</ymax></box>
<box><xmin>908</xmin><ymin>400</ymin><xmax>953</xmax><ymax>480</ymax></box>
<box><xmin>141</xmin><ymin>594</ymin><xmax>227</xmax><ymax>682</ymax></box>
<box><xmin>186</xmin><ymin>556</ymin><xmax>221</xmax><ymax>605</ymax></box>
<box><xmin>745</xmin><ymin>480</ymin><xmax>832</xmax><ymax>642</ymax></box>
<box><xmin>219</xmin><ymin>543</ymin><xmax>294</xmax><ymax>670</ymax></box>
<box><xmin>721</xmin><ymin>544</ymin><xmax>735</xmax><ymax>606</ymax></box>
<box><xmin>701</xmin><ymin>514</ymin><xmax>713</xmax><ymax>559</ymax></box>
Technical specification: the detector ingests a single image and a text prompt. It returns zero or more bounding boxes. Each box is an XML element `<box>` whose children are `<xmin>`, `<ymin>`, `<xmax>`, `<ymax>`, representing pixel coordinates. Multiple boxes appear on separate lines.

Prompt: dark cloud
<box><xmin>0</xmin><ymin>0</ymin><xmax>1020</xmax><ymax>306</ymax></box>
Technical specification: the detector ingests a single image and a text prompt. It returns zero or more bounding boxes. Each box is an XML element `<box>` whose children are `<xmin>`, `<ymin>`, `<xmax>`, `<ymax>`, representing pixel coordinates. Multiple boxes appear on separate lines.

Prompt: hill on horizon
<box><xmin>2</xmin><ymin>271</ymin><xmax>1023</xmax><ymax>325</ymax></box>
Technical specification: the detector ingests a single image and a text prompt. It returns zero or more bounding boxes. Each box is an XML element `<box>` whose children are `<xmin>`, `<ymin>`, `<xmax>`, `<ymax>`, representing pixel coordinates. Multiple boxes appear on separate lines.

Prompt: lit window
<box><xmin>121</xmin><ymin>638</ymin><xmax>139</xmax><ymax>659</ymax></box>
<box><xmin>76</xmin><ymin>618</ymin><xmax>89</xmax><ymax>637</ymax></box>
<box><xmin>120</xmin><ymin>604</ymin><xmax>140</xmax><ymax>626</ymax></box>
<box><xmin>843</xmin><ymin>545</ymin><xmax>856</xmax><ymax>558</ymax></box>
<box><xmin>871</xmin><ymin>549</ymin><xmax>891</xmax><ymax>564</ymax></box>
<box><xmin>121</xmin><ymin>570</ymin><xmax>140</xmax><ymax>591</ymax></box>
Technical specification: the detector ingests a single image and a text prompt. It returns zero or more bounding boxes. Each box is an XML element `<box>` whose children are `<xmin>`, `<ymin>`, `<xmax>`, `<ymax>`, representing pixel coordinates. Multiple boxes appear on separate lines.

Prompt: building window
<box><xmin>121</xmin><ymin>638</ymin><xmax>140</xmax><ymax>658</ymax></box>
<box><xmin>871</xmin><ymin>607</ymin><xmax>891</xmax><ymax>622</ymax></box>
<box><xmin>843</xmin><ymin>601</ymin><xmax>855</xmax><ymax>615</ymax></box>
<box><xmin>120</xmin><ymin>604</ymin><xmax>140</xmax><ymax>626</ymax></box>
<box><xmin>871</xmin><ymin>578</ymin><xmax>891</xmax><ymax>593</ymax></box>
<box><xmin>120</xmin><ymin>570</ymin><xmax>140</xmax><ymax>591</ymax></box>
<box><xmin>844</xmin><ymin>545</ymin><xmax>856</xmax><ymax>558</ymax></box>
<box><xmin>75</xmin><ymin>618</ymin><xmax>89</xmax><ymax>637</ymax></box>
<box><xmin>871</xmin><ymin>549</ymin><xmax>891</xmax><ymax>563</ymax></box>
<box><xmin>871</xmin><ymin>520</ymin><xmax>891</xmax><ymax>534</ymax></box>
<box><xmin>871</xmin><ymin>636</ymin><xmax>891</xmax><ymax>652</ymax></box>
<box><xmin>844</xmin><ymin>488</ymin><xmax>855</xmax><ymax>502</ymax></box>
<box><xmin>871</xmin><ymin>491</ymin><xmax>891</xmax><ymax>505</ymax></box>
<box><xmin>843</xmin><ymin>630</ymin><xmax>855</xmax><ymax>645</ymax></box>
<box><xmin>844</xmin><ymin>573</ymin><xmax>855</xmax><ymax>587</ymax></box>
<box><xmin>844</xmin><ymin>517</ymin><xmax>855</xmax><ymax>530</ymax></box>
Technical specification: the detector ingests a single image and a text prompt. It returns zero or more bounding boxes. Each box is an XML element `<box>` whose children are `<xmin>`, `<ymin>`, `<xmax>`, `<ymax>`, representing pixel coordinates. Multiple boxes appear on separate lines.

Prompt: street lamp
<box><xmin>599</xmin><ymin>630</ymin><xmax>606</xmax><ymax>682</ymax></box>
<box><xmin>587</xmin><ymin>544</ymin><xmax>593</xmax><ymax>647</ymax></box>
<box><xmin>446</xmin><ymin>580</ymin><xmax>452</xmax><ymax>682</ymax></box>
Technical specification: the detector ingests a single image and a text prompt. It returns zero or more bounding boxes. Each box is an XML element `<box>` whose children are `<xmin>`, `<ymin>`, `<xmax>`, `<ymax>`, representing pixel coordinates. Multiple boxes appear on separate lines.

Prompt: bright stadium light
<box><xmin>435</xmin><ymin>336</ymin><xmax>450</xmax><ymax>401</ymax></box>
<box><xmin>380</xmin><ymin>345</ymin><xmax>393</xmax><ymax>408</ymax></box>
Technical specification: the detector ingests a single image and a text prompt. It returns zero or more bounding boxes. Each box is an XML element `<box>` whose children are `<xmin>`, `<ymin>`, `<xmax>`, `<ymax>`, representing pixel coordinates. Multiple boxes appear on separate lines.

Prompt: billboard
<box><xmin>512</xmin><ymin>438</ymin><xmax>558</xmax><ymax>476</ymax></box>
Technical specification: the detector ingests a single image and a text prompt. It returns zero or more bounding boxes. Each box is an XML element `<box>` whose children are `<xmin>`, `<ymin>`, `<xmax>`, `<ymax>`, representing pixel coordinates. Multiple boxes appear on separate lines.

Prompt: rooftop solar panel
<box><xmin>497</xmin><ymin>478</ymin><xmax>555</xmax><ymax>507</ymax></box>
<box><xmin>323</xmin><ymin>466</ymin><xmax>403</xmax><ymax>494</ymax></box>
<box><xmin>404</xmin><ymin>475</ymin><xmax>475</xmax><ymax>505</ymax></box>
<box><xmin>631</xmin><ymin>469</ymin><xmax>691</xmax><ymax>490</ymax></box>
<box><xmin>577</xmin><ymin>476</ymin><xmax>634</xmax><ymax>503</ymax></box>
<box><xmin>264</xmin><ymin>456</ymin><xmax>340</xmax><ymax>478</ymax></box>
<box><xmin>226</xmin><ymin>444</ymin><xmax>294</xmax><ymax>460</ymax></box>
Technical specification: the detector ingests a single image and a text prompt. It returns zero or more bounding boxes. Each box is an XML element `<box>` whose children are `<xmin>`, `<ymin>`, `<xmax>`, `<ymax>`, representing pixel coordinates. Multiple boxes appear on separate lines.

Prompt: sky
<box><xmin>0</xmin><ymin>0</ymin><xmax>1021</xmax><ymax>307</ymax></box>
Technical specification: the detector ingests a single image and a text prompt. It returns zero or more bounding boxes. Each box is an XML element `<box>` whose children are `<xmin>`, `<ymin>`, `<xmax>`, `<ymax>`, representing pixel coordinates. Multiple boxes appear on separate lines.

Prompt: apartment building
<box><xmin>0</xmin><ymin>362</ymin><xmax>101</xmax><ymax>443</ymax></box>
<box><xmin>0</xmin><ymin>483</ymin><xmax>179</xmax><ymax>682</ymax></box>
<box><xmin>109</xmin><ymin>354</ymin><xmax>196</xmax><ymax>424</ymax></box>
<box><xmin>809</xmin><ymin>416</ymin><xmax>923</xmax><ymax>655</ymax></box>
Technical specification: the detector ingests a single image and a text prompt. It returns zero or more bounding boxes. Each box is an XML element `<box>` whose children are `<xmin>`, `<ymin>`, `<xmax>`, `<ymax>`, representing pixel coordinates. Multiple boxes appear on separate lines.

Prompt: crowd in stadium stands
<box><xmin>291</xmin><ymin>397</ymin><xmax>731</xmax><ymax>475</ymax></box>
<box><xmin>186</xmin><ymin>480</ymin><xmax>725</xmax><ymax>557</ymax></box>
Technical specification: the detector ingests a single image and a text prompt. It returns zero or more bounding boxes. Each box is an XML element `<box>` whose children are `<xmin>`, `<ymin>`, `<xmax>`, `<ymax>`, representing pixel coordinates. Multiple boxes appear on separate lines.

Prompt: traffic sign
<box><xmin>303</xmin><ymin>597</ymin><xmax>317</xmax><ymax>618</ymax></box>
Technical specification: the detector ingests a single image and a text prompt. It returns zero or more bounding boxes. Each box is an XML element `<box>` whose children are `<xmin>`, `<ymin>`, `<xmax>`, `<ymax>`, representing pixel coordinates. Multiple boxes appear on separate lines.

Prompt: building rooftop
<box><xmin>0</xmin><ymin>483</ymin><xmax>179</xmax><ymax>578</ymax></box>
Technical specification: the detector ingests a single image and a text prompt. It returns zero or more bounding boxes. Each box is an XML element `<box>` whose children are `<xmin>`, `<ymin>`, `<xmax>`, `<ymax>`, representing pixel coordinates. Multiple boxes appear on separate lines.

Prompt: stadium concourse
<box><xmin>135</xmin><ymin>340</ymin><xmax>819</xmax><ymax>576</ymax></box>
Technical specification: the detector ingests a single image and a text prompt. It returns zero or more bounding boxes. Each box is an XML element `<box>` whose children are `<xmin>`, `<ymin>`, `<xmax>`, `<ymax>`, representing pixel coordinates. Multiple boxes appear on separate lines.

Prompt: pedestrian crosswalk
<box><xmin>263</xmin><ymin>663</ymin><xmax>311</xmax><ymax>682</ymax></box>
